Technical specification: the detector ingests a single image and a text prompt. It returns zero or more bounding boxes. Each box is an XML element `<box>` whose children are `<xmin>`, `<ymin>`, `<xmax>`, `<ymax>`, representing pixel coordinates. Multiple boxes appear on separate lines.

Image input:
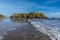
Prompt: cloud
<box><xmin>45</xmin><ymin>0</ymin><xmax>58</xmax><ymax>4</ymax></box>
<box><xmin>0</xmin><ymin>1</ymin><xmax>39</xmax><ymax>16</ymax></box>
<box><xmin>0</xmin><ymin>0</ymin><xmax>60</xmax><ymax>18</ymax></box>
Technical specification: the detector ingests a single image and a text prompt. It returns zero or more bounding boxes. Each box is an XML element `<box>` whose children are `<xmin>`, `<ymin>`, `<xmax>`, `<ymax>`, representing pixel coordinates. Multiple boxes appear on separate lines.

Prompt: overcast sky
<box><xmin>0</xmin><ymin>0</ymin><xmax>60</xmax><ymax>18</ymax></box>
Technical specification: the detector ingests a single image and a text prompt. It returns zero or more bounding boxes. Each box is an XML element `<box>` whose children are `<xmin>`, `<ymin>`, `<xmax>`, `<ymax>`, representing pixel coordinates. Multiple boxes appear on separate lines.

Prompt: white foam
<box><xmin>29</xmin><ymin>19</ymin><xmax>60</xmax><ymax>40</ymax></box>
<box><xmin>7</xmin><ymin>28</ymin><xmax>16</xmax><ymax>31</ymax></box>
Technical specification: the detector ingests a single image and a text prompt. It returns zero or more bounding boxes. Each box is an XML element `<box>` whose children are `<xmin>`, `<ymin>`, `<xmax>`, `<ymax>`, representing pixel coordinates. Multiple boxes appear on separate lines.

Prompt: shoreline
<box><xmin>2</xmin><ymin>22</ymin><xmax>51</xmax><ymax>40</ymax></box>
<box><xmin>28</xmin><ymin>19</ymin><xmax>60</xmax><ymax>40</ymax></box>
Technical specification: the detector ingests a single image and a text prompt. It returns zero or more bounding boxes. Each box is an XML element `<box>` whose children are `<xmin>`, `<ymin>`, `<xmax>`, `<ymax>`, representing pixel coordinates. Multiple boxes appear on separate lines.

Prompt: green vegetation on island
<box><xmin>0</xmin><ymin>14</ymin><xmax>5</xmax><ymax>18</ymax></box>
<box><xmin>10</xmin><ymin>12</ymin><xmax>48</xmax><ymax>19</ymax></box>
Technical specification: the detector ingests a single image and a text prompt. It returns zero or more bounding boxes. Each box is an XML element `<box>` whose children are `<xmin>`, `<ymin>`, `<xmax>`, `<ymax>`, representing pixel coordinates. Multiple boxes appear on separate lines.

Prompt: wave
<box><xmin>28</xmin><ymin>19</ymin><xmax>60</xmax><ymax>40</ymax></box>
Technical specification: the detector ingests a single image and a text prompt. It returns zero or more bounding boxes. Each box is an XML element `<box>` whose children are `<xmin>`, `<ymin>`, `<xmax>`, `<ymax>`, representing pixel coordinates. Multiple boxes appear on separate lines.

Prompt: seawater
<box><xmin>29</xmin><ymin>19</ymin><xmax>60</xmax><ymax>40</ymax></box>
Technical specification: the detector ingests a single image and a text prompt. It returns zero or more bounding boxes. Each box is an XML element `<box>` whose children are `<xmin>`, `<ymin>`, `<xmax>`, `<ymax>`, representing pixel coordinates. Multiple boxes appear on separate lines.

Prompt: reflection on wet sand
<box><xmin>2</xmin><ymin>18</ymin><xmax>51</xmax><ymax>40</ymax></box>
<box><xmin>11</xmin><ymin>18</ymin><xmax>28</xmax><ymax>23</ymax></box>
<box><xmin>0</xmin><ymin>18</ymin><xmax>5</xmax><ymax>22</ymax></box>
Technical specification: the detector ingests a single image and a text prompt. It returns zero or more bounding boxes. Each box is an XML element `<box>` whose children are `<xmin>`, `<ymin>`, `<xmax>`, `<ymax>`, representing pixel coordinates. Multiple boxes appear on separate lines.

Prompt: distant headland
<box><xmin>0</xmin><ymin>14</ymin><xmax>5</xmax><ymax>18</ymax></box>
<box><xmin>10</xmin><ymin>12</ymin><xmax>48</xmax><ymax>19</ymax></box>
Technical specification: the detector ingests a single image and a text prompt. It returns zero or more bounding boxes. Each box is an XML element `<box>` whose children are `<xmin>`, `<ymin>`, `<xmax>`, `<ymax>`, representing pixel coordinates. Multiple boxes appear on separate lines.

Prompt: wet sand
<box><xmin>2</xmin><ymin>22</ymin><xmax>51</xmax><ymax>40</ymax></box>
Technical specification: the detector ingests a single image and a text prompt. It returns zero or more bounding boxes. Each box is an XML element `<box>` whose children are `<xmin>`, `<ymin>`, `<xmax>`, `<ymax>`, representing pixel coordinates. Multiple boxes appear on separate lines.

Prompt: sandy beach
<box><xmin>2</xmin><ymin>22</ymin><xmax>51</xmax><ymax>40</ymax></box>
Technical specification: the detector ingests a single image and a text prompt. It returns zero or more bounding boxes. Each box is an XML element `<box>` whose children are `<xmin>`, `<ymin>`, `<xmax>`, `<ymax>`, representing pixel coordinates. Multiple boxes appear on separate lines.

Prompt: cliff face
<box><xmin>10</xmin><ymin>12</ymin><xmax>48</xmax><ymax>19</ymax></box>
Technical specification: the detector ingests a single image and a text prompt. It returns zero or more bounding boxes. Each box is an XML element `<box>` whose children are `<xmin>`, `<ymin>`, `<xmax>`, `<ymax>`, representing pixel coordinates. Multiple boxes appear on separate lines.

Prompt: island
<box><xmin>0</xmin><ymin>14</ymin><xmax>5</xmax><ymax>18</ymax></box>
<box><xmin>10</xmin><ymin>12</ymin><xmax>48</xmax><ymax>19</ymax></box>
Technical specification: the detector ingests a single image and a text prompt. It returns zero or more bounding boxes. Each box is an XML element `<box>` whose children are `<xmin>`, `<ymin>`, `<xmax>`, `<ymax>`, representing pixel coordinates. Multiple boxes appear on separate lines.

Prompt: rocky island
<box><xmin>10</xmin><ymin>12</ymin><xmax>48</xmax><ymax>19</ymax></box>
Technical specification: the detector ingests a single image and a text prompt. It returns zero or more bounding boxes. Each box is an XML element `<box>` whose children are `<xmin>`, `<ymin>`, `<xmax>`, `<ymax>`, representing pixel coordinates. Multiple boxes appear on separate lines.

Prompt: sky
<box><xmin>0</xmin><ymin>0</ymin><xmax>60</xmax><ymax>18</ymax></box>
